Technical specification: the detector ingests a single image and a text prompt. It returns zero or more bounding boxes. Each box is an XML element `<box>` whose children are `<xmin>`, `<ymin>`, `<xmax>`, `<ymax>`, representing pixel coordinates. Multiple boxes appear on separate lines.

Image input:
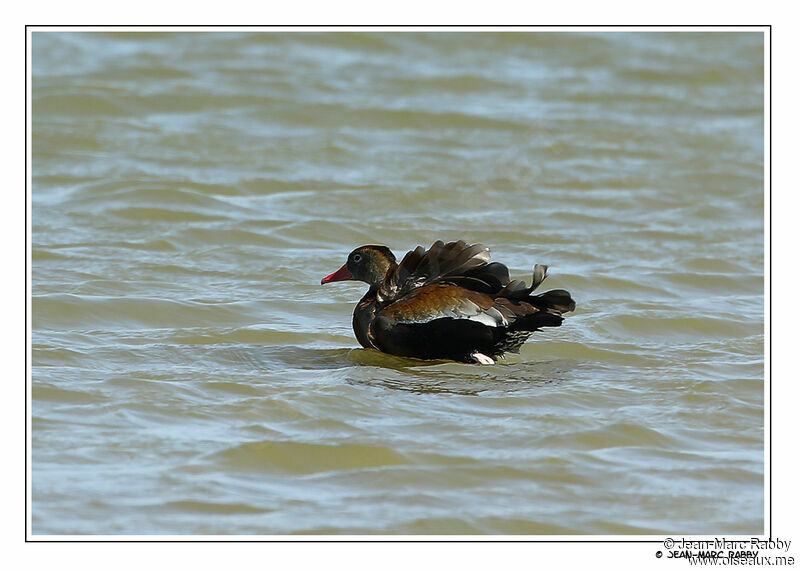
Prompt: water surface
<box><xmin>31</xmin><ymin>31</ymin><xmax>764</xmax><ymax>535</ymax></box>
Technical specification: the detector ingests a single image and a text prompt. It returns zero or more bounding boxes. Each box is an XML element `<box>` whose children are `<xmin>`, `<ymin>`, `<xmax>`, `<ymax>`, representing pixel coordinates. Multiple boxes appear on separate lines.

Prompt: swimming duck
<box><xmin>321</xmin><ymin>240</ymin><xmax>575</xmax><ymax>364</ymax></box>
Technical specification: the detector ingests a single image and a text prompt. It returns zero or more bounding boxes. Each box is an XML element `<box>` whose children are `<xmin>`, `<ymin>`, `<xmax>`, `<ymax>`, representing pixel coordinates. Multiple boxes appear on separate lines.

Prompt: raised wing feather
<box><xmin>380</xmin><ymin>240</ymin><xmax>493</xmax><ymax>301</ymax></box>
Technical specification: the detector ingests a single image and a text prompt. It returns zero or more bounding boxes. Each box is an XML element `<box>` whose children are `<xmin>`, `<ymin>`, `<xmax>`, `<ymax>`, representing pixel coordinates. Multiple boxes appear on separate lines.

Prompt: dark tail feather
<box><xmin>533</xmin><ymin>289</ymin><xmax>576</xmax><ymax>314</ymax></box>
<box><xmin>509</xmin><ymin>310</ymin><xmax>565</xmax><ymax>332</ymax></box>
<box><xmin>508</xmin><ymin>288</ymin><xmax>575</xmax><ymax>333</ymax></box>
<box><xmin>499</xmin><ymin>264</ymin><xmax>553</xmax><ymax>297</ymax></box>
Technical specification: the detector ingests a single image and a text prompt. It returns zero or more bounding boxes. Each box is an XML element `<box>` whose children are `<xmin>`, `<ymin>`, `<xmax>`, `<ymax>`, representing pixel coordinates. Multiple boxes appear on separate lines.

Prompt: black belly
<box><xmin>370</xmin><ymin>316</ymin><xmax>499</xmax><ymax>363</ymax></box>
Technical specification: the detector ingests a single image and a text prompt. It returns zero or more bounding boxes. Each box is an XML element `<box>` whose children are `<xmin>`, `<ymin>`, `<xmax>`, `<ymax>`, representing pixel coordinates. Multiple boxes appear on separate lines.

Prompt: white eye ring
<box><xmin>353</xmin><ymin>254</ymin><xmax>363</xmax><ymax>263</ymax></box>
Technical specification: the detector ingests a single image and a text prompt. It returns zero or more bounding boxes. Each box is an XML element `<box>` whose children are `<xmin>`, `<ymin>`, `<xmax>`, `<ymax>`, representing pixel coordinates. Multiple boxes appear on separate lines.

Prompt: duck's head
<box><xmin>321</xmin><ymin>245</ymin><xmax>397</xmax><ymax>288</ymax></box>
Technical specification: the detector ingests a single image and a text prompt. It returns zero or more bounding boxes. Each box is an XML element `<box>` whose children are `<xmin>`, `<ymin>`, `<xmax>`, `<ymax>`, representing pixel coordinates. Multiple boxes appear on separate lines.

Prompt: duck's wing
<box><xmin>379</xmin><ymin>240</ymin><xmax>511</xmax><ymax>301</ymax></box>
<box><xmin>376</xmin><ymin>281</ymin><xmax>570</xmax><ymax>329</ymax></box>
<box><xmin>378</xmin><ymin>283</ymin><xmax>512</xmax><ymax>328</ymax></box>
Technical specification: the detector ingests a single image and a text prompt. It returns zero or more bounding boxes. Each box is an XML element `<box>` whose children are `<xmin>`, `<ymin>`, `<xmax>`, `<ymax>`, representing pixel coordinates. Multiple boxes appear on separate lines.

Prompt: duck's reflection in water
<box><xmin>345</xmin><ymin>350</ymin><xmax>576</xmax><ymax>396</ymax></box>
<box><xmin>225</xmin><ymin>345</ymin><xmax>575</xmax><ymax>396</ymax></box>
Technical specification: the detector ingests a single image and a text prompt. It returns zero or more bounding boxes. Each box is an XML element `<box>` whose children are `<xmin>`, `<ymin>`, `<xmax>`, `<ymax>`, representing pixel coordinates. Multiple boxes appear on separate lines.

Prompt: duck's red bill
<box><xmin>321</xmin><ymin>264</ymin><xmax>352</xmax><ymax>284</ymax></box>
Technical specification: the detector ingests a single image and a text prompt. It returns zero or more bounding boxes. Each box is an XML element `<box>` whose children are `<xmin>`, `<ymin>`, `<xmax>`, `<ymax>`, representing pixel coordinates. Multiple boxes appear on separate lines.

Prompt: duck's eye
<box><xmin>352</xmin><ymin>254</ymin><xmax>363</xmax><ymax>263</ymax></box>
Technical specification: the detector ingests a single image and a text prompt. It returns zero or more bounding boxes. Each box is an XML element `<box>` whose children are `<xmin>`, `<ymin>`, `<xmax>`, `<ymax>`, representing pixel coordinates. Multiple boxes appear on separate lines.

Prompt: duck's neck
<box><xmin>352</xmin><ymin>263</ymin><xmax>396</xmax><ymax>349</ymax></box>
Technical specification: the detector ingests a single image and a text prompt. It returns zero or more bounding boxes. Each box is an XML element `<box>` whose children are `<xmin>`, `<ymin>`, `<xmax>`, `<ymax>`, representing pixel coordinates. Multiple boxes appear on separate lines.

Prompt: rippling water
<box><xmin>31</xmin><ymin>31</ymin><xmax>764</xmax><ymax>535</ymax></box>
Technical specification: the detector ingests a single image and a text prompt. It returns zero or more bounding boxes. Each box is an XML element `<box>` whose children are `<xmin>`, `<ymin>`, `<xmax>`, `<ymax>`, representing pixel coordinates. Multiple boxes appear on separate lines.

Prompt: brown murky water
<box><xmin>31</xmin><ymin>30</ymin><xmax>764</xmax><ymax>535</ymax></box>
